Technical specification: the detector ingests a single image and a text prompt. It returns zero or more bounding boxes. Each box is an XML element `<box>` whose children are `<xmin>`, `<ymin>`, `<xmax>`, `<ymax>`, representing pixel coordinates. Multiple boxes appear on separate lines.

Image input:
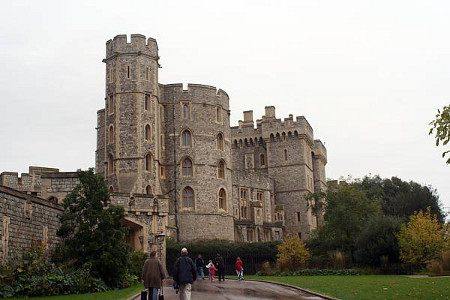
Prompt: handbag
<box><xmin>159</xmin><ymin>280</ymin><xmax>164</xmax><ymax>300</ymax></box>
<box><xmin>140</xmin><ymin>290</ymin><xmax>148</xmax><ymax>300</ymax></box>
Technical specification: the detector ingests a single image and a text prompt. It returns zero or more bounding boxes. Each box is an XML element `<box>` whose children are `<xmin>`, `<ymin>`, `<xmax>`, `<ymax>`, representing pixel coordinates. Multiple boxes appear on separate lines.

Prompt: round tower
<box><xmin>100</xmin><ymin>34</ymin><xmax>161</xmax><ymax>195</ymax></box>
<box><xmin>160</xmin><ymin>84</ymin><xmax>234</xmax><ymax>242</ymax></box>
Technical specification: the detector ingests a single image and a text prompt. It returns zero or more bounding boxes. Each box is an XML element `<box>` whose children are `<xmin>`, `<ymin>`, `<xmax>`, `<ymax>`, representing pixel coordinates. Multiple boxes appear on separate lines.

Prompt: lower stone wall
<box><xmin>177</xmin><ymin>213</ymin><xmax>234</xmax><ymax>242</ymax></box>
<box><xmin>0</xmin><ymin>185</ymin><xmax>63</xmax><ymax>263</ymax></box>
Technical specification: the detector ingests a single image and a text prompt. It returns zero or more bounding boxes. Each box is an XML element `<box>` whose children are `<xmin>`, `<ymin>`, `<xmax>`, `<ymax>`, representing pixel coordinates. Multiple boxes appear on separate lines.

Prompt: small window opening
<box><xmin>127</xmin><ymin>66</ymin><xmax>131</xmax><ymax>79</ymax></box>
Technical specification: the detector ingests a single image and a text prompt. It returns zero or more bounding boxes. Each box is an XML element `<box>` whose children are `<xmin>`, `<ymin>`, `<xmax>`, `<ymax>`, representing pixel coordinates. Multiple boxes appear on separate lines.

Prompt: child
<box><xmin>206</xmin><ymin>260</ymin><xmax>217</xmax><ymax>282</ymax></box>
<box><xmin>235</xmin><ymin>257</ymin><xmax>244</xmax><ymax>280</ymax></box>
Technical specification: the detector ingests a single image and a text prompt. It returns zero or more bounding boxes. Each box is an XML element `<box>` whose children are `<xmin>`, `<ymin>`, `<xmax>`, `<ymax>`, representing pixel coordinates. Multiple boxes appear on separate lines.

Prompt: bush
<box><xmin>442</xmin><ymin>250</ymin><xmax>450</xmax><ymax>271</ymax></box>
<box><xmin>128</xmin><ymin>251</ymin><xmax>148</xmax><ymax>278</ymax></box>
<box><xmin>277</xmin><ymin>235</ymin><xmax>309</xmax><ymax>271</ymax></box>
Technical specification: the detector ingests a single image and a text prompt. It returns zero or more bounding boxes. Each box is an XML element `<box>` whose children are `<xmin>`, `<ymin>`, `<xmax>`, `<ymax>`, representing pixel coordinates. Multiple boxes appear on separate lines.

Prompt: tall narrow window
<box><xmin>257</xmin><ymin>191</ymin><xmax>263</xmax><ymax>201</ymax></box>
<box><xmin>109</xmin><ymin>186</ymin><xmax>114</xmax><ymax>193</ymax></box>
<box><xmin>145</xmin><ymin>153</ymin><xmax>152</xmax><ymax>171</ymax></box>
<box><xmin>297</xmin><ymin>212</ymin><xmax>301</xmax><ymax>223</ymax></box>
<box><xmin>108</xmin><ymin>95</ymin><xmax>114</xmax><ymax>114</ymax></box>
<box><xmin>108</xmin><ymin>125</ymin><xmax>114</xmax><ymax>144</ymax></box>
<box><xmin>182</xmin><ymin>187</ymin><xmax>194</xmax><ymax>208</ymax></box>
<box><xmin>217</xmin><ymin>133</ymin><xmax>224</xmax><ymax>150</ymax></box>
<box><xmin>181</xmin><ymin>130</ymin><xmax>192</xmax><ymax>147</ymax></box>
<box><xmin>182</xmin><ymin>158</ymin><xmax>193</xmax><ymax>177</ymax></box>
<box><xmin>218</xmin><ymin>160</ymin><xmax>225</xmax><ymax>179</ymax></box>
<box><xmin>127</xmin><ymin>65</ymin><xmax>131</xmax><ymax>79</ymax></box>
<box><xmin>160</xmin><ymin>166</ymin><xmax>166</xmax><ymax>179</ymax></box>
<box><xmin>109</xmin><ymin>68</ymin><xmax>113</xmax><ymax>83</ymax></box>
<box><xmin>183</xmin><ymin>103</ymin><xmax>190</xmax><ymax>120</ymax></box>
<box><xmin>145</xmin><ymin>124</ymin><xmax>151</xmax><ymax>141</ymax></box>
<box><xmin>146</xmin><ymin>185</ymin><xmax>152</xmax><ymax>195</ymax></box>
<box><xmin>216</xmin><ymin>106</ymin><xmax>222</xmax><ymax>123</ymax></box>
<box><xmin>160</xmin><ymin>106</ymin><xmax>164</xmax><ymax>121</ymax></box>
<box><xmin>145</xmin><ymin>67</ymin><xmax>149</xmax><ymax>81</ymax></box>
<box><xmin>284</xmin><ymin>149</ymin><xmax>288</xmax><ymax>161</ymax></box>
<box><xmin>145</xmin><ymin>94</ymin><xmax>150</xmax><ymax>111</ymax></box>
<box><xmin>108</xmin><ymin>154</ymin><xmax>114</xmax><ymax>175</ymax></box>
<box><xmin>219</xmin><ymin>188</ymin><xmax>226</xmax><ymax>210</ymax></box>
<box><xmin>260</xmin><ymin>154</ymin><xmax>265</xmax><ymax>167</ymax></box>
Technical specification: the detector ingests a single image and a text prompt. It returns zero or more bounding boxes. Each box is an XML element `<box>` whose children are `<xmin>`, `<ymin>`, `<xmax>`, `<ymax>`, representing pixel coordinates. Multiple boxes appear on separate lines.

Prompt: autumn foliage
<box><xmin>277</xmin><ymin>235</ymin><xmax>310</xmax><ymax>271</ymax></box>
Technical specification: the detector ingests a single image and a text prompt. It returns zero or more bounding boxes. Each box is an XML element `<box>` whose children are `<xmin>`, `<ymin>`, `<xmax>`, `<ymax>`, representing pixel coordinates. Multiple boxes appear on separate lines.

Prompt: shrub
<box><xmin>442</xmin><ymin>250</ymin><xmax>450</xmax><ymax>271</ymax></box>
<box><xmin>277</xmin><ymin>235</ymin><xmax>310</xmax><ymax>271</ymax></box>
<box><xmin>128</xmin><ymin>251</ymin><xmax>148</xmax><ymax>278</ymax></box>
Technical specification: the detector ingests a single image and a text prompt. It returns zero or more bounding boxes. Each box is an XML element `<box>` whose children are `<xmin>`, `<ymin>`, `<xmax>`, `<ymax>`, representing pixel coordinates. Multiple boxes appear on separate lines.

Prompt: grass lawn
<box><xmin>9</xmin><ymin>283</ymin><xmax>143</xmax><ymax>300</ymax></box>
<box><xmin>246</xmin><ymin>275</ymin><xmax>450</xmax><ymax>300</ymax></box>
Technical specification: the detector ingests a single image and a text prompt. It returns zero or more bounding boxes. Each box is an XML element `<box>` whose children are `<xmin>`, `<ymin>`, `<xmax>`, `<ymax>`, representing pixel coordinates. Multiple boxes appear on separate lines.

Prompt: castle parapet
<box><xmin>105</xmin><ymin>34</ymin><xmax>158</xmax><ymax>59</ymax></box>
<box><xmin>313</xmin><ymin>140</ymin><xmax>328</xmax><ymax>163</ymax></box>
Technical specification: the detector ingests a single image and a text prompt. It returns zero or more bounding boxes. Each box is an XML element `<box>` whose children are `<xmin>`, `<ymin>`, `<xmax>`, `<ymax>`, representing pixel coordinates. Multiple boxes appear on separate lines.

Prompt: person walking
<box><xmin>195</xmin><ymin>253</ymin><xmax>205</xmax><ymax>280</ymax></box>
<box><xmin>173</xmin><ymin>248</ymin><xmax>197</xmax><ymax>300</ymax></box>
<box><xmin>214</xmin><ymin>253</ymin><xmax>225</xmax><ymax>282</ymax></box>
<box><xmin>141</xmin><ymin>251</ymin><xmax>166</xmax><ymax>300</ymax></box>
<box><xmin>206</xmin><ymin>260</ymin><xmax>217</xmax><ymax>282</ymax></box>
<box><xmin>235</xmin><ymin>257</ymin><xmax>244</xmax><ymax>280</ymax></box>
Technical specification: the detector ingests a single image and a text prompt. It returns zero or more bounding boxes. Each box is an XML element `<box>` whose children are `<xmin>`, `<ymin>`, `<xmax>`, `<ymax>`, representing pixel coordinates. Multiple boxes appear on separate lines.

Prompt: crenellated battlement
<box><xmin>105</xmin><ymin>34</ymin><xmax>158</xmax><ymax>59</ymax></box>
<box><xmin>313</xmin><ymin>139</ymin><xmax>328</xmax><ymax>163</ymax></box>
<box><xmin>161</xmin><ymin>83</ymin><xmax>229</xmax><ymax>108</ymax></box>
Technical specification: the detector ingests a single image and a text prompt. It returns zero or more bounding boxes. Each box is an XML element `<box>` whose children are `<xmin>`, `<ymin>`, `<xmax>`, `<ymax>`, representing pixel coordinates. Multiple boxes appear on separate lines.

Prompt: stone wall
<box><xmin>0</xmin><ymin>185</ymin><xmax>62</xmax><ymax>263</ymax></box>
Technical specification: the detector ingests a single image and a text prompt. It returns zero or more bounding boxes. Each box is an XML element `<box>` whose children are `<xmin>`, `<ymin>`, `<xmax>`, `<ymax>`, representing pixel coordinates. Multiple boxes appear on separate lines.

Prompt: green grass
<box><xmin>9</xmin><ymin>283</ymin><xmax>144</xmax><ymax>300</ymax></box>
<box><xmin>246</xmin><ymin>275</ymin><xmax>450</xmax><ymax>300</ymax></box>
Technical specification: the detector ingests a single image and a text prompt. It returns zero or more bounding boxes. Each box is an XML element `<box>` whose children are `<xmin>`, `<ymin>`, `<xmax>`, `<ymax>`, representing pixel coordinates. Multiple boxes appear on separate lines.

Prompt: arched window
<box><xmin>217</xmin><ymin>133</ymin><xmax>224</xmax><ymax>150</ymax></box>
<box><xmin>145</xmin><ymin>153</ymin><xmax>152</xmax><ymax>171</ymax></box>
<box><xmin>146</xmin><ymin>185</ymin><xmax>152</xmax><ymax>195</ymax></box>
<box><xmin>219</xmin><ymin>188</ymin><xmax>226</xmax><ymax>210</ymax></box>
<box><xmin>108</xmin><ymin>125</ymin><xmax>114</xmax><ymax>144</ymax></box>
<box><xmin>181</xmin><ymin>130</ymin><xmax>192</xmax><ymax>147</ymax></box>
<box><xmin>109</xmin><ymin>186</ymin><xmax>114</xmax><ymax>193</ymax></box>
<box><xmin>145</xmin><ymin>124</ymin><xmax>151</xmax><ymax>141</ymax></box>
<box><xmin>282</xmin><ymin>132</ymin><xmax>286</xmax><ymax>141</ymax></box>
<box><xmin>182</xmin><ymin>186</ymin><xmax>194</xmax><ymax>208</ymax></box>
<box><xmin>183</xmin><ymin>103</ymin><xmax>190</xmax><ymax>119</ymax></box>
<box><xmin>218</xmin><ymin>160</ymin><xmax>225</xmax><ymax>179</ymax></box>
<box><xmin>144</xmin><ymin>94</ymin><xmax>151</xmax><ymax>111</ymax></box>
<box><xmin>108</xmin><ymin>154</ymin><xmax>114</xmax><ymax>175</ymax></box>
<box><xmin>270</xmin><ymin>134</ymin><xmax>275</xmax><ymax>142</ymax></box>
<box><xmin>182</xmin><ymin>158</ymin><xmax>193</xmax><ymax>177</ymax></box>
<box><xmin>260</xmin><ymin>154</ymin><xmax>265</xmax><ymax>167</ymax></box>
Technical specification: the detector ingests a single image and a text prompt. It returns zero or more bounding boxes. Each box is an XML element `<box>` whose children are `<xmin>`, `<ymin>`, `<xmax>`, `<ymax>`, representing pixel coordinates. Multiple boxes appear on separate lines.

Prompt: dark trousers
<box><xmin>218</xmin><ymin>268</ymin><xmax>225</xmax><ymax>281</ymax></box>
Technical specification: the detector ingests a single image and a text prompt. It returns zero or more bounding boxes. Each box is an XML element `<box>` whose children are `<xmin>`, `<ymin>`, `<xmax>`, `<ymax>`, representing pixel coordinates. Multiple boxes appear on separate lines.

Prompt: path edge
<box><xmin>245</xmin><ymin>278</ymin><xmax>340</xmax><ymax>300</ymax></box>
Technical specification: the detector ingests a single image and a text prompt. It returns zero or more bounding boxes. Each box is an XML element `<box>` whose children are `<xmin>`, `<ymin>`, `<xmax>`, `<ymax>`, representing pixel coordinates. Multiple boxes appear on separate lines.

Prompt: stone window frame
<box><xmin>247</xmin><ymin>228</ymin><xmax>254</xmax><ymax>242</ymax></box>
<box><xmin>260</xmin><ymin>153</ymin><xmax>265</xmax><ymax>168</ymax></box>
<box><xmin>256</xmin><ymin>191</ymin><xmax>263</xmax><ymax>201</ymax></box>
<box><xmin>297</xmin><ymin>212</ymin><xmax>301</xmax><ymax>223</ymax></box>
<box><xmin>109</xmin><ymin>66</ymin><xmax>114</xmax><ymax>83</ymax></box>
<box><xmin>126</xmin><ymin>65</ymin><xmax>131</xmax><ymax>79</ymax></box>
<box><xmin>107</xmin><ymin>153</ymin><xmax>115</xmax><ymax>175</ymax></box>
<box><xmin>107</xmin><ymin>94</ymin><xmax>114</xmax><ymax>115</ymax></box>
<box><xmin>145</xmin><ymin>153</ymin><xmax>153</xmax><ymax>172</ymax></box>
<box><xmin>144</xmin><ymin>94</ymin><xmax>151</xmax><ymax>112</ymax></box>
<box><xmin>215</xmin><ymin>106</ymin><xmax>223</xmax><ymax>124</ymax></box>
<box><xmin>180</xmin><ymin>156</ymin><xmax>194</xmax><ymax>178</ymax></box>
<box><xmin>284</xmin><ymin>149</ymin><xmax>288</xmax><ymax>161</ymax></box>
<box><xmin>218</xmin><ymin>187</ymin><xmax>227</xmax><ymax>212</ymax></box>
<box><xmin>145</xmin><ymin>67</ymin><xmax>150</xmax><ymax>81</ymax></box>
<box><xmin>109</xmin><ymin>186</ymin><xmax>114</xmax><ymax>193</ymax></box>
<box><xmin>217</xmin><ymin>160</ymin><xmax>226</xmax><ymax>179</ymax></box>
<box><xmin>240</xmin><ymin>188</ymin><xmax>249</xmax><ymax>219</ymax></box>
<box><xmin>108</xmin><ymin>125</ymin><xmax>114</xmax><ymax>144</ymax></box>
<box><xmin>160</xmin><ymin>105</ymin><xmax>165</xmax><ymax>121</ymax></box>
<box><xmin>146</xmin><ymin>185</ymin><xmax>152</xmax><ymax>195</ymax></box>
<box><xmin>145</xmin><ymin>124</ymin><xmax>152</xmax><ymax>141</ymax></box>
<box><xmin>181</xmin><ymin>101</ymin><xmax>191</xmax><ymax>120</ymax></box>
<box><xmin>160</xmin><ymin>166</ymin><xmax>166</xmax><ymax>179</ymax></box>
<box><xmin>180</xmin><ymin>129</ymin><xmax>193</xmax><ymax>148</ymax></box>
<box><xmin>181</xmin><ymin>186</ymin><xmax>195</xmax><ymax>210</ymax></box>
<box><xmin>216</xmin><ymin>132</ymin><xmax>224</xmax><ymax>151</ymax></box>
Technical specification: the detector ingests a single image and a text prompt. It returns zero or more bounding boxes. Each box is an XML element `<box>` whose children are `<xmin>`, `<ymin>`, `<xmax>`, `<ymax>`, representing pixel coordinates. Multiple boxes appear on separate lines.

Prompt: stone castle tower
<box><xmin>96</xmin><ymin>34</ymin><xmax>234</xmax><ymax>242</ymax></box>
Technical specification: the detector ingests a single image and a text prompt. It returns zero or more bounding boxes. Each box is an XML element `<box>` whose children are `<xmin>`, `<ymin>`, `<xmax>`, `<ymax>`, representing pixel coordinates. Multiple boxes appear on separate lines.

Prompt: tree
<box><xmin>429</xmin><ymin>105</ymin><xmax>450</xmax><ymax>164</ymax></box>
<box><xmin>396</xmin><ymin>207</ymin><xmax>448</xmax><ymax>266</ymax></box>
<box><xmin>355</xmin><ymin>215</ymin><xmax>402</xmax><ymax>266</ymax></box>
<box><xmin>309</xmin><ymin>183</ymin><xmax>380</xmax><ymax>262</ymax></box>
<box><xmin>358</xmin><ymin>176</ymin><xmax>445</xmax><ymax>223</ymax></box>
<box><xmin>277</xmin><ymin>235</ymin><xmax>310</xmax><ymax>271</ymax></box>
<box><xmin>56</xmin><ymin>169</ymin><xmax>131</xmax><ymax>287</ymax></box>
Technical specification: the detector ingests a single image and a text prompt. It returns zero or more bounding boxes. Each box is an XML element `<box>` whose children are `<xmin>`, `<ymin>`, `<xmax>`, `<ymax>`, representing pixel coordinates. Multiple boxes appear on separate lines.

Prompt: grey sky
<box><xmin>1</xmin><ymin>0</ymin><xmax>449</xmax><ymax>211</ymax></box>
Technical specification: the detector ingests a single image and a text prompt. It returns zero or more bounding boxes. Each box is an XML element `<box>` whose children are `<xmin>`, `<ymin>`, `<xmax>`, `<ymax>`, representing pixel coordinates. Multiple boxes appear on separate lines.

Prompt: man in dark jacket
<box><xmin>173</xmin><ymin>247</ymin><xmax>197</xmax><ymax>300</ymax></box>
<box><xmin>214</xmin><ymin>253</ymin><xmax>225</xmax><ymax>282</ymax></box>
<box><xmin>195</xmin><ymin>253</ymin><xmax>205</xmax><ymax>280</ymax></box>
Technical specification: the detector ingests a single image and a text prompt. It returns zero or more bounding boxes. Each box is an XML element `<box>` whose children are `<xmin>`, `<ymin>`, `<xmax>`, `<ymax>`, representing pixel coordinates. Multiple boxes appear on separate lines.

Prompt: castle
<box><xmin>0</xmin><ymin>34</ymin><xmax>326</xmax><ymax>262</ymax></box>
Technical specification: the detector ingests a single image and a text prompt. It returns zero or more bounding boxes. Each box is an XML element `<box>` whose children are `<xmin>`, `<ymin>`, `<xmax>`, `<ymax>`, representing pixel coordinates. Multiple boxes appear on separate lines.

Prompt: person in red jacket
<box><xmin>235</xmin><ymin>257</ymin><xmax>244</xmax><ymax>280</ymax></box>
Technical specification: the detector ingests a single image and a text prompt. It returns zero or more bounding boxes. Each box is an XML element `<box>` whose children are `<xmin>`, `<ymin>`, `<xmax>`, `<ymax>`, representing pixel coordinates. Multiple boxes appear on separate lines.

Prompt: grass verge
<box><xmin>246</xmin><ymin>275</ymin><xmax>450</xmax><ymax>300</ymax></box>
<box><xmin>9</xmin><ymin>283</ymin><xmax>144</xmax><ymax>300</ymax></box>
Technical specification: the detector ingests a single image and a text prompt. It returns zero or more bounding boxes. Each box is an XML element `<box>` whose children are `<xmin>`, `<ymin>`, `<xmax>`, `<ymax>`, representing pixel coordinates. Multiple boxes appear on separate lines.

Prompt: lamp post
<box><xmin>155</xmin><ymin>232</ymin><xmax>166</xmax><ymax>268</ymax></box>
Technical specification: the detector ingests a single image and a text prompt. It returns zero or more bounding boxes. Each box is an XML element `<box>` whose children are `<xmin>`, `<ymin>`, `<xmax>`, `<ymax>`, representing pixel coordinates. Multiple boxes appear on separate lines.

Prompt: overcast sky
<box><xmin>1</xmin><ymin>0</ymin><xmax>449</xmax><ymax>212</ymax></box>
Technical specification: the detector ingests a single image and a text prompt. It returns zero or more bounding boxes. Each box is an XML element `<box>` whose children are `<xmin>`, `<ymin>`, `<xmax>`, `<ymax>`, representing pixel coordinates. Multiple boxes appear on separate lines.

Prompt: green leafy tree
<box><xmin>429</xmin><ymin>105</ymin><xmax>450</xmax><ymax>164</ymax></box>
<box><xmin>358</xmin><ymin>176</ymin><xmax>445</xmax><ymax>222</ymax></box>
<box><xmin>355</xmin><ymin>215</ymin><xmax>402</xmax><ymax>266</ymax></box>
<box><xmin>396</xmin><ymin>207</ymin><xmax>448</xmax><ymax>265</ymax></box>
<box><xmin>309</xmin><ymin>183</ymin><xmax>380</xmax><ymax>262</ymax></box>
<box><xmin>56</xmin><ymin>169</ymin><xmax>131</xmax><ymax>287</ymax></box>
<box><xmin>277</xmin><ymin>235</ymin><xmax>310</xmax><ymax>271</ymax></box>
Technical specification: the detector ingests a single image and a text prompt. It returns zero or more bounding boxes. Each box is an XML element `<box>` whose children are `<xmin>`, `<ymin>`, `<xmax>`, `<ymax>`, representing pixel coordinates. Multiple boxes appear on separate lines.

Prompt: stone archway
<box><xmin>123</xmin><ymin>217</ymin><xmax>148</xmax><ymax>253</ymax></box>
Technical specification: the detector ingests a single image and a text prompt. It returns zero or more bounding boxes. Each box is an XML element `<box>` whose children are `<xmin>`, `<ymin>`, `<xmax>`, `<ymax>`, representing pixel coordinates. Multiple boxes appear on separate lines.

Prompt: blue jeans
<box><xmin>148</xmin><ymin>288</ymin><xmax>159</xmax><ymax>300</ymax></box>
<box><xmin>197</xmin><ymin>267</ymin><xmax>205</xmax><ymax>278</ymax></box>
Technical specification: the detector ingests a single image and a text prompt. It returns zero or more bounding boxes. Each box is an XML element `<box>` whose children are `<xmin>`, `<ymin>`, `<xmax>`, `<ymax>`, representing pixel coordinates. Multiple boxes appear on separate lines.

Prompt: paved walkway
<box><xmin>133</xmin><ymin>279</ymin><xmax>327</xmax><ymax>300</ymax></box>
